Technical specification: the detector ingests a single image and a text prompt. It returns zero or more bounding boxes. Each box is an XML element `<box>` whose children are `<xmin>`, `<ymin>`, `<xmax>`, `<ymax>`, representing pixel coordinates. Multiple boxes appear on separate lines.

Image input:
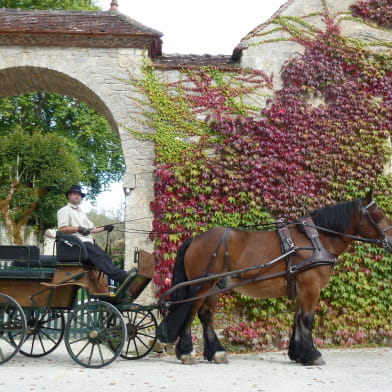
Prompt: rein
<box><xmin>159</xmin><ymin>248</ymin><xmax>297</xmax><ymax>307</ymax></box>
<box><xmin>300</xmin><ymin>221</ymin><xmax>383</xmax><ymax>245</ymax></box>
<box><xmin>161</xmin><ymin>198</ymin><xmax>392</xmax><ymax>308</ymax></box>
<box><xmin>301</xmin><ymin>199</ymin><xmax>391</xmax><ymax>249</ymax></box>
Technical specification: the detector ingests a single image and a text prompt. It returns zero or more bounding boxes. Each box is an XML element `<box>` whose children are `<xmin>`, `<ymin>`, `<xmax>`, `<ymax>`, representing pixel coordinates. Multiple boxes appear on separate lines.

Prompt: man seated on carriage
<box><xmin>57</xmin><ymin>184</ymin><xmax>131</xmax><ymax>284</ymax></box>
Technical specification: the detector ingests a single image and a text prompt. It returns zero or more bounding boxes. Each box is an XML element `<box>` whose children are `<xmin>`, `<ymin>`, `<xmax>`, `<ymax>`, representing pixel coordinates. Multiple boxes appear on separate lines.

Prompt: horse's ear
<box><xmin>364</xmin><ymin>187</ymin><xmax>374</xmax><ymax>204</ymax></box>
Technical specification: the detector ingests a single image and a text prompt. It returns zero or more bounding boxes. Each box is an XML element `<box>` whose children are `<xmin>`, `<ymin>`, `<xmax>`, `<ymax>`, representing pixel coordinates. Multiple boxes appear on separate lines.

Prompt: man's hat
<box><xmin>65</xmin><ymin>185</ymin><xmax>86</xmax><ymax>198</ymax></box>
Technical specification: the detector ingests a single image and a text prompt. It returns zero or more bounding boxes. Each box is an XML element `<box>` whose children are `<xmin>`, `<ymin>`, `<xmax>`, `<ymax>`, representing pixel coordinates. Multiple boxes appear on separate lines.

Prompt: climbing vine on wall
<box><xmin>351</xmin><ymin>0</ymin><xmax>392</xmax><ymax>28</ymax></box>
<box><xmin>132</xmin><ymin>3</ymin><xmax>392</xmax><ymax>347</ymax></box>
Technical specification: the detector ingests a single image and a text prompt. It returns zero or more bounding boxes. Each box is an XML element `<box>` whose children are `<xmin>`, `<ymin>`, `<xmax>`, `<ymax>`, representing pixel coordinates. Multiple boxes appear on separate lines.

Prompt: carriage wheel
<box><xmin>116</xmin><ymin>307</ymin><xmax>158</xmax><ymax>360</ymax></box>
<box><xmin>0</xmin><ymin>293</ymin><xmax>26</xmax><ymax>364</ymax></box>
<box><xmin>64</xmin><ymin>301</ymin><xmax>126</xmax><ymax>368</ymax></box>
<box><xmin>16</xmin><ymin>308</ymin><xmax>65</xmax><ymax>357</ymax></box>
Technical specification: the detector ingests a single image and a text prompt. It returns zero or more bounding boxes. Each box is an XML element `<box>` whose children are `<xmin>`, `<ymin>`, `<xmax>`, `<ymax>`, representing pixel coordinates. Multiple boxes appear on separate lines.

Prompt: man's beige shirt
<box><xmin>57</xmin><ymin>202</ymin><xmax>94</xmax><ymax>243</ymax></box>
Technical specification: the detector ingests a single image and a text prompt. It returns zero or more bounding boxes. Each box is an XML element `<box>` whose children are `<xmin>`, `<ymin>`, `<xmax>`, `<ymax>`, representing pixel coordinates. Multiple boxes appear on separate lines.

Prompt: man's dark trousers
<box><xmin>84</xmin><ymin>242</ymin><xmax>127</xmax><ymax>283</ymax></box>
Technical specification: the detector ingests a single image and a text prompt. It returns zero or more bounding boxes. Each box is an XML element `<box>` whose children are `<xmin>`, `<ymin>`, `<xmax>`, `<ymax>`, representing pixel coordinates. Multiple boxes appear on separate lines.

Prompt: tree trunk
<box><xmin>0</xmin><ymin>179</ymin><xmax>47</xmax><ymax>245</ymax></box>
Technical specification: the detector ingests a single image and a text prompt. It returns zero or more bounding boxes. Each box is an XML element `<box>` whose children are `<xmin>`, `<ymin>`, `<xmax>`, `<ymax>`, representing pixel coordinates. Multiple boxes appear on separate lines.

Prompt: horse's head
<box><xmin>358</xmin><ymin>189</ymin><xmax>392</xmax><ymax>253</ymax></box>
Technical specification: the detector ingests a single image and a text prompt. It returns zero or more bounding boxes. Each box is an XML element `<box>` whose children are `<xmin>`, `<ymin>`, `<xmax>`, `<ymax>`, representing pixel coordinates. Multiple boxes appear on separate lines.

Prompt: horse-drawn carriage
<box><xmin>1</xmin><ymin>190</ymin><xmax>391</xmax><ymax>367</ymax></box>
<box><xmin>0</xmin><ymin>232</ymin><xmax>157</xmax><ymax>368</ymax></box>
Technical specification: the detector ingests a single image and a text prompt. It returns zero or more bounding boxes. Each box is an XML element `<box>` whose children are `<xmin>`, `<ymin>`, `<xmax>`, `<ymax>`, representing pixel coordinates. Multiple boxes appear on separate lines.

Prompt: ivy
<box><xmin>222</xmin><ymin>244</ymin><xmax>392</xmax><ymax>349</ymax></box>
<box><xmin>131</xmin><ymin>2</ymin><xmax>392</xmax><ymax>347</ymax></box>
<box><xmin>350</xmin><ymin>0</ymin><xmax>392</xmax><ymax>28</ymax></box>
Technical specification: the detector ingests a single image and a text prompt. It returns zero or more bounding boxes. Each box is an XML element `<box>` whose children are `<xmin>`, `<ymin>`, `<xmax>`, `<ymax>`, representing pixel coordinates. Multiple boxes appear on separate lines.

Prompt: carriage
<box><xmin>0</xmin><ymin>231</ymin><xmax>158</xmax><ymax>368</ymax></box>
<box><xmin>1</xmin><ymin>190</ymin><xmax>391</xmax><ymax>367</ymax></box>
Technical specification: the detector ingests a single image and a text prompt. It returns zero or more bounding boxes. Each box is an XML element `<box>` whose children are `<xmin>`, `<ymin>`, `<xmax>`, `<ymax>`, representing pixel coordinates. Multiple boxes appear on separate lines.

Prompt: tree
<box><xmin>0</xmin><ymin>129</ymin><xmax>81</xmax><ymax>244</ymax></box>
<box><xmin>0</xmin><ymin>93</ymin><xmax>125</xmax><ymax>198</ymax></box>
<box><xmin>0</xmin><ymin>0</ymin><xmax>100</xmax><ymax>10</ymax></box>
<box><xmin>0</xmin><ymin>1</ymin><xmax>125</xmax><ymax>243</ymax></box>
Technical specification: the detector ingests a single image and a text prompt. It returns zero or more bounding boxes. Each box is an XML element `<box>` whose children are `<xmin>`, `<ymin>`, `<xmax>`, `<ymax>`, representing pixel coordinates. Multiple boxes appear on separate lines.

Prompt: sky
<box><xmin>92</xmin><ymin>0</ymin><xmax>288</xmax><ymax>215</ymax></box>
<box><xmin>96</xmin><ymin>0</ymin><xmax>288</xmax><ymax>55</ymax></box>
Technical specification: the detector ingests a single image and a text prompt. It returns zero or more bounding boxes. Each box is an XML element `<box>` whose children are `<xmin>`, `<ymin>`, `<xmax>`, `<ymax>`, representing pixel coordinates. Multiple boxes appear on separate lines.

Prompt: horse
<box><xmin>157</xmin><ymin>189</ymin><xmax>392</xmax><ymax>365</ymax></box>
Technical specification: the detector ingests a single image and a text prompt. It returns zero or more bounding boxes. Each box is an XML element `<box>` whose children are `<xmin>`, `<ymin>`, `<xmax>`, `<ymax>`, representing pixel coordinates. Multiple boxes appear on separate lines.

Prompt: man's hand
<box><xmin>103</xmin><ymin>224</ymin><xmax>114</xmax><ymax>233</ymax></box>
<box><xmin>77</xmin><ymin>226</ymin><xmax>91</xmax><ymax>236</ymax></box>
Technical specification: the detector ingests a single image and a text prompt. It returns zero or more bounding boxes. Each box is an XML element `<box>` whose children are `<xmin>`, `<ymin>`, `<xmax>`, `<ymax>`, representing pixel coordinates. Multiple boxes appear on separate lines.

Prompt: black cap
<box><xmin>65</xmin><ymin>185</ymin><xmax>86</xmax><ymax>198</ymax></box>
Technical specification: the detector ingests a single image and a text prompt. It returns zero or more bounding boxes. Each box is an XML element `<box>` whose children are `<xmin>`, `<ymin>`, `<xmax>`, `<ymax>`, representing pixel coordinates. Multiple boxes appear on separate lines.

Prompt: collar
<box><xmin>67</xmin><ymin>202</ymin><xmax>80</xmax><ymax>210</ymax></box>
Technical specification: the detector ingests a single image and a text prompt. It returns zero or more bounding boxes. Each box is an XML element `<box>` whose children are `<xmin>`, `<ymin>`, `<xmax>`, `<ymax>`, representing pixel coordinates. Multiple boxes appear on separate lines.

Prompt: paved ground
<box><xmin>1</xmin><ymin>346</ymin><xmax>390</xmax><ymax>392</ymax></box>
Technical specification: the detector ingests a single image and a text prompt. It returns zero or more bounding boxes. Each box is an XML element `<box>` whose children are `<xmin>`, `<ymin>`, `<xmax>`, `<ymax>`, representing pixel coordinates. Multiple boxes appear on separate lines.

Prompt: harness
<box><xmin>276</xmin><ymin>198</ymin><xmax>391</xmax><ymax>299</ymax></box>
<box><xmin>162</xmin><ymin>199</ymin><xmax>391</xmax><ymax>307</ymax></box>
<box><xmin>277</xmin><ymin>216</ymin><xmax>338</xmax><ymax>299</ymax></box>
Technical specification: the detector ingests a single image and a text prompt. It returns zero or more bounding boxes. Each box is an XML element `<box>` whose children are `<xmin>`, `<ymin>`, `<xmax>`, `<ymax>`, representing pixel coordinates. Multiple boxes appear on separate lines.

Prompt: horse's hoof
<box><xmin>311</xmin><ymin>357</ymin><xmax>326</xmax><ymax>366</ymax></box>
<box><xmin>305</xmin><ymin>357</ymin><xmax>326</xmax><ymax>366</ymax></box>
<box><xmin>180</xmin><ymin>351</ymin><xmax>197</xmax><ymax>364</ymax></box>
<box><xmin>213</xmin><ymin>351</ymin><xmax>229</xmax><ymax>364</ymax></box>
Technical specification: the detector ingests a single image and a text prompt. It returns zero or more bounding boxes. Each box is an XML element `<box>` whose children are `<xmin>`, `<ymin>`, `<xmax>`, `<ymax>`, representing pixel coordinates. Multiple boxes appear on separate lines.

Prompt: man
<box><xmin>57</xmin><ymin>184</ymin><xmax>128</xmax><ymax>283</ymax></box>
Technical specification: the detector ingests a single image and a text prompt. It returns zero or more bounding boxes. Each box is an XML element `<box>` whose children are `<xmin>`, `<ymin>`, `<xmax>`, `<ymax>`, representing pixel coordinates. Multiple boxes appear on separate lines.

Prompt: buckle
<box><xmin>289</xmin><ymin>265</ymin><xmax>297</xmax><ymax>274</ymax></box>
<box><xmin>286</xmin><ymin>238</ymin><xmax>295</xmax><ymax>249</ymax></box>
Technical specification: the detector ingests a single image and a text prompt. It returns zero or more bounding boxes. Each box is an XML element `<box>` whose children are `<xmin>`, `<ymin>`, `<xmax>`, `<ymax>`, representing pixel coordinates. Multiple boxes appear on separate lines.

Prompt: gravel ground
<box><xmin>0</xmin><ymin>346</ymin><xmax>391</xmax><ymax>392</ymax></box>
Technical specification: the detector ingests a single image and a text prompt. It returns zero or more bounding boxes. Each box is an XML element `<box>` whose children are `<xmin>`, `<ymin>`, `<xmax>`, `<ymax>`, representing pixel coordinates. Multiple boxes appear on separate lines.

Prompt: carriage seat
<box><xmin>0</xmin><ymin>232</ymin><xmax>89</xmax><ymax>280</ymax></box>
<box><xmin>0</xmin><ymin>245</ymin><xmax>55</xmax><ymax>280</ymax></box>
<box><xmin>0</xmin><ymin>231</ymin><xmax>88</xmax><ymax>270</ymax></box>
<box><xmin>55</xmin><ymin>231</ymin><xmax>89</xmax><ymax>264</ymax></box>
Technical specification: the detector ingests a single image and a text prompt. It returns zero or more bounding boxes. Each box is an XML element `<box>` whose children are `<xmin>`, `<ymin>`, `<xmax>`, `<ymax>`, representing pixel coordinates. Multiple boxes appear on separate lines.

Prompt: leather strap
<box><xmin>205</xmin><ymin>228</ymin><xmax>231</xmax><ymax>275</ymax></box>
<box><xmin>276</xmin><ymin>217</ymin><xmax>338</xmax><ymax>299</ymax></box>
<box><xmin>277</xmin><ymin>221</ymin><xmax>297</xmax><ymax>299</ymax></box>
<box><xmin>291</xmin><ymin>217</ymin><xmax>338</xmax><ymax>273</ymax></box>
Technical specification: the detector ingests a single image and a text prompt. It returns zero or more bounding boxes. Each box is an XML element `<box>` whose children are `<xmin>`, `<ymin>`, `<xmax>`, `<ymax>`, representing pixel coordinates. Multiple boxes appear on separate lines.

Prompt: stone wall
<box><xmin>0</xmin><ymin>0</ymin><xmax>390</xmax><ymax>271</ymax></box>
<box><xmin>238</xmin><ymin>0</ymin><xmax>391</xmax><ymax>90</ymax></box>
<box><xmin>0</xmin><ymin>45</ymin><xmax>155</xmax><ymax>269</ymax></box>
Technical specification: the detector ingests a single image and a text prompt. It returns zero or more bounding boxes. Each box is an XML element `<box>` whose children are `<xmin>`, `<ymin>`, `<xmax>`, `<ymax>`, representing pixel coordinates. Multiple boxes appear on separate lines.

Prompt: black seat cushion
<box><xmin>56</xmin><ymin>232</ymin><xmax>89</xmax><ymax>263</ymax></box>
<box><xmin>0</xmin><ymin>245</ymin><xmax>39</xmax><ymax>261</ymax></box>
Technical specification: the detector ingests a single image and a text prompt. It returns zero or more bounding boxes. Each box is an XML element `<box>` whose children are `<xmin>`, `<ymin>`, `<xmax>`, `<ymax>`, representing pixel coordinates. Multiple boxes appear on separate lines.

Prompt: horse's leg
<box><xmin>288</xmin><ymin>287</ymin><xmax>325</xmax><ymax>366</ymax></box>
<box><xmin>288</xmin><ymin>305</ymin><xmax>303</xmax><ymax>363</ymax></box>
<box><xmin>198</xmin><ymin>294</ymin><xmax>228</xmax><ymax>364</ymax></box>
<box><xmin>175</xmin><ymin>309</ymin><xmax>197</xmax><ymax>364</ymax></box>
<box><xmin>175</xmin><ymin>295</ymin><xmax>209</xmax><ymax>364</ymax></box>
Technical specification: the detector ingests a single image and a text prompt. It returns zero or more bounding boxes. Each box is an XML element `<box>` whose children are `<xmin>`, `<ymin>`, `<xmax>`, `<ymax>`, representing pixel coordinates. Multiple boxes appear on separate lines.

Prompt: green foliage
<box><xmin>130</xmin><ymin>63</ymin><xmax>210</xmax><ymax>163</ymax></box>
<box><xmin>316</xmin><ymin>244</ymin><xmax>392</xmax><ymax>345</ymax></box>
<box><xmin>221</xmin><ymin>244</ymin><xmax>392</xmax><ymax>349</ymax></box>
<box><xmin>131</xmin><ymin>3</ymin><xmax>392</xmax><ymax>347</ymax></box>
<box><xmin>0</xmin><ymin>1</ymin><xmax>122</xmax><ymax>243</ymax></box>
<box><xmin>0</xmin><ymin>93</ymin><xmax>124</xmax><ymax>198</ymax></box>
<box><xmin>131</xmin><ymin>62</ymin><xmax>272</xmax><ymax>164</ymax></box>
<box><xmin>0</xmin><ymin>128</ymin><xmax>80</xmax><ymax>190</ymax></box>
<box><xmin>0</xmin><ymin>129</ymin><xmax>81</xmax><ymax>240</ymax></box>
<box><xmin>0</xmin><ymin>0</ymin><xmax>101</xmax><ymax>10</ymax></box>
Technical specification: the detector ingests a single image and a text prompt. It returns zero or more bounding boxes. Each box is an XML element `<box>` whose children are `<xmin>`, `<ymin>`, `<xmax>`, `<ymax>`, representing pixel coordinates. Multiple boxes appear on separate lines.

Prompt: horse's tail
<box><xmin>170</xmin><ymin>237</ymin><xmax>193</xmax><ymax>305</ymax></box>
<box><xmin>157</xmin><ymin>237</ymin><xmax>200</xmax><ymax>343</ymax></box>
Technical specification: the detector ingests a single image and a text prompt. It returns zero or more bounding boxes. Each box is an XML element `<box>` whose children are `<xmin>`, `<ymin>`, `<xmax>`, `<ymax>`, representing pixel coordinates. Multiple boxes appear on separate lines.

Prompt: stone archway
<box><xmin>0</xmin><ymin>66</ymin><xmax>117</xmax><ymax>130</ymax></box>
<box><xmin>0</xmin><ymin>8</ymin><xmax>161</xmax><ymax>263</ymax></box>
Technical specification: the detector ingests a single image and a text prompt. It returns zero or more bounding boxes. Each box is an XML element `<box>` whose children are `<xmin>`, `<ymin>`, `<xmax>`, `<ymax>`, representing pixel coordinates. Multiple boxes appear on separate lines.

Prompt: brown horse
<box><xmin>157</xmin><ymin>189</ymin><xmax>392</xmax><ymax>365</ymax></box>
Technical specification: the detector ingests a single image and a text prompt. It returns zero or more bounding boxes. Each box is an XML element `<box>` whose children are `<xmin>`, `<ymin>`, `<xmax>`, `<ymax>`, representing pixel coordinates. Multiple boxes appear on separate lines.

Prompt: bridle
<box><xmin>358</xmin><ymin>200</ymin><xmax>392</xmax><ymax>251</ymax></box>
<box><xmin>302</xmin><ymin>199</ymin><xmax>392</xmax><ymax>250</ymax></box>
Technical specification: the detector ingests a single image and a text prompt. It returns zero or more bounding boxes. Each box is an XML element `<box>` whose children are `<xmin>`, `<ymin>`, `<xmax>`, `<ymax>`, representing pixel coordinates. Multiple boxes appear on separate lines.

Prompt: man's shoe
<box><xmin>123</xmin><ymin>268</ymin><xmax>137</xmax><ymax>284</ymax></box>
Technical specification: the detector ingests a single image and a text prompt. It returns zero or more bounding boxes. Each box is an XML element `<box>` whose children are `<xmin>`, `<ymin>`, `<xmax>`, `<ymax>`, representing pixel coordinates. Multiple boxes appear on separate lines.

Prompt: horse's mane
<box><xmin>310</xmin><ymin>199</ymin><xmax>360</xmax><ymax>236</ymax></box>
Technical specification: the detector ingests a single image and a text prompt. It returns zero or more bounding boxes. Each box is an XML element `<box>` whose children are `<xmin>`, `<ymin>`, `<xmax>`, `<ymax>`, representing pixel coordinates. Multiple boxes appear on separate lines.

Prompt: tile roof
<box><xmin>0</xmin><ymin>8</ymin><xmax>162</xmax><ymax>54</ymax></box>
<box><xmin>0</xmin><ymin>8</ymin><xmax>161</xmax><ymax>36</ymax></box>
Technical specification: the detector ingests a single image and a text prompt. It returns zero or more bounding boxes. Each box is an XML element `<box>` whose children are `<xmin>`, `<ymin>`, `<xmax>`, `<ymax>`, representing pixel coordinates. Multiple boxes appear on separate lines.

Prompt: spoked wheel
<box><xmin>17</xmin><ymin>308</ymin><xmax>65</xmax><ymax>357</ymax></box>
<box><xmin>64</xmin><ymin>301</ymin><xmax>126</xmax><ymax>368</ymax></box>
<box><xmin>0</xmin><ymin>293</ymin><xmax>26</xmax><ymax>364</ymax></box>
<box><xmin>117</xmin><ymin>307</ymin><xmax>158</xmax><ymax>360</ymax></box>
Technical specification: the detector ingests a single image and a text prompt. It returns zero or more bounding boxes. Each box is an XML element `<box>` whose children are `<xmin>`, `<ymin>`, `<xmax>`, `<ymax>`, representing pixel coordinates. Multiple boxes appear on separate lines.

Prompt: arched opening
<box><xmin>0</xmin><ymin>66</ymin><xmax>118</xmax><ymax>132</ymax></box>
<box><xmin>0</xmin><ymin>65</ymin><xmax>125</xmax><ymax>246</ymax></box>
